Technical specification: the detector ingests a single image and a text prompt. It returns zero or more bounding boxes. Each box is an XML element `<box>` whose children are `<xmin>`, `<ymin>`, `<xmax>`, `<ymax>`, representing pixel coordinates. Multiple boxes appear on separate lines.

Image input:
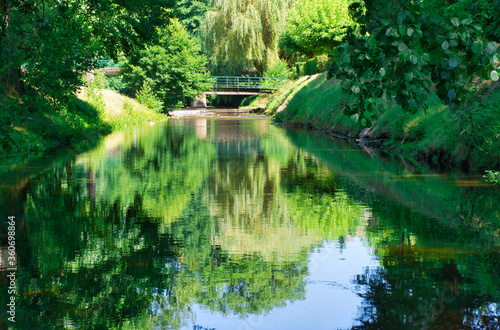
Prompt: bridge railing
<box><xmin>212</xmin><ymin>76</ymin><xmax>288</xmax><ymax>92</ymax></box>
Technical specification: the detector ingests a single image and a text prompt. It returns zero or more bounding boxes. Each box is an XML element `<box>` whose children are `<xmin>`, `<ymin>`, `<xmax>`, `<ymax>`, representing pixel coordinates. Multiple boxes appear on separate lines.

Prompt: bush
<box><xmin>304</xmin><ymin>58</ymin><xmax>318</xmax><ymax>75</ymax></box>
<box><xmin>295</xmin><ymin>62</ymin><xmax>306</xmax><ymax>77</ymax></box>
<box><xmin>136</xmin><ymin>82</ymin><xmax>164</xmax><ymax>113</ymax></box>
<box><xmin>86</xmin><ymin>71</ymin><xmax>106</xmax><ymax>112</ymax></box>
<box><xmin>264</xmin><ymin>60</ymin><xmax>292</xmax><ymax>79</ymax></box>
<box><xmin>106</xmin><ymin>75</ymin><xmax>130</xmax><ymax>94</ymax></box>
<box><xmin>123</xmin><ymin>19</ymin><xmax>213</xmax><ymax>109</ymax></box>
<box><xmin>484</xmin><ymin>170</ymin><xmax>500</xmax><ymax>184</ymax></box>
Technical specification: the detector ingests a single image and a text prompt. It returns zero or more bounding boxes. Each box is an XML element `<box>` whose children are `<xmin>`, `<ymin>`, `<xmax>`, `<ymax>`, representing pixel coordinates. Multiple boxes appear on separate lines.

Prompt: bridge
<box><xmin>192</xmin><ymin>76</ymin><xmax>288</xmax><ymax>107</ymax></box>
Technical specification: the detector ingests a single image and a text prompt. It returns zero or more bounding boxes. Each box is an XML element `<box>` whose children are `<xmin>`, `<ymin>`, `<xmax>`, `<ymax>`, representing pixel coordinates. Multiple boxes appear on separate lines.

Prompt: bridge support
<box><xmin>192</xmin><ymin>93</ymin><xmax>207</xmax><ymax>108</ymax></box>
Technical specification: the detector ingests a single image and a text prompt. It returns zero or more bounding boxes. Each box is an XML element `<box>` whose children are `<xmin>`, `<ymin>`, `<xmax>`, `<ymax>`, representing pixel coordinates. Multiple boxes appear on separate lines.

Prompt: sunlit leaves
<box><xmin>200</xmin><ymin>0</ymin><xmax>294</xmax><ymax>75</ymax></box>
<box><xmin>485</xmin><ymin>42</ymin><xmax>499</xmax><ymax>55</ymax></box>
<box><xmin>491</xmin><ymin>70</ymin><xmax>500</xmax><ymax>82</ymax></box>
<box><xmin>279</xmin><ymin>0</ymin><xmax>360</xmax><ymax>57</ymax></box>
<box><xmin>329</xmin><ymin>0</ymin><xmax>500</xmax><ymax>126</ymax></box>
<box><xmin>124</xmin><ymin>19</ymin><xmax>213</xmax><ymax>109</ymax></box>
<box><xmin>1</xmin><ymin>0</ymin><xmax>175</xmax><ymax>111</ymax></box>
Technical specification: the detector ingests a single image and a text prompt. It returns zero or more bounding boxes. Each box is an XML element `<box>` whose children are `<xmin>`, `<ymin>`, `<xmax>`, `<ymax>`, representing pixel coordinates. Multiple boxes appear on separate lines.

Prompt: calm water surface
<box><xmin>1</xmin><ymin>117</ymin><xmax>499</xmax><ymax>329</ymax></box>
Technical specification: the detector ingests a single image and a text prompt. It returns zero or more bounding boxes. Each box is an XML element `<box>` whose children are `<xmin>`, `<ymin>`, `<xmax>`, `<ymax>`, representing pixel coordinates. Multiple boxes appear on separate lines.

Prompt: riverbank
<box><xmin>260</xmin><ymin>73</ymin><xmax>500</xmax><ymax>172</ymax></box>
<box><xmin>0</xmin><ymin>89</ymin><xmax>167</xmax><ymax>160</ymax></box>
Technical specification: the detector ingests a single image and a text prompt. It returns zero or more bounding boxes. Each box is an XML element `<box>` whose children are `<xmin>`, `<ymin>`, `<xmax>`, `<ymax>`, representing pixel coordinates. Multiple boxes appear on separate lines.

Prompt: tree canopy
<box><xmin>329</xmin><ymin>0</ymin><xmax>500</xmax><ymax>127</ymax></box>
<box><xmin>0</xmin><ymin>0</ymin><xmax>175</xmax><ymax>110</ymax></box>
<box><xmin>124</xmin><ymin>19</ymin><xmax>213</xmax><ymax>109</ymax></box>
<box><xmin>279</xmin><ymin>0</ymin><xmax>360</xmax><ymax>57</ymax></box>
<box><xmin>200</xmin><ymin>0</ymin><xmax>294</xmax><ymax>75</ymax></box>
<box><xmin>173</xmin><ymin>0</ymin><xmax>212</xmax><ymax>39</ymax></box>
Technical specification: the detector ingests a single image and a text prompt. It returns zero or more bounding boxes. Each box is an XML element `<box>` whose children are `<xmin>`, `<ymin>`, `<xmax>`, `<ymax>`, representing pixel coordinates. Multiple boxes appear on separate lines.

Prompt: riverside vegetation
<box><xmin>259</xmin><ymin>72</ymin><xmax>500</xmax><ymax>173</ymax></box>
<box><xmin>243</xmin><ymin>0</ymin><xmax>500</xmax><ymax>177</ymax></box>
<box><xmin>2</xmin><ymin>0</ymin><xmax>500</xmax><ymax>179</ymax></box>
<box><xmin>0</xmin><ymin>1</ymin><xmax>210</xmax><ymax>157</ymax></box>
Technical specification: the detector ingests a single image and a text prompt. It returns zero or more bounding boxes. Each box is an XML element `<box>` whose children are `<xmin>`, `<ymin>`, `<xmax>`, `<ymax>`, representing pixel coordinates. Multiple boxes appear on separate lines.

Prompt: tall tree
<box><xmin>0</xmin><ymin>0</ymin><xmax>175</xmax><ymax>109</ymax></box>
<box><xmin>200</xmin><ymin>0</ymin><xmax>294</xmax><ymax>75</ymax></box>
<box><xmin>173</xmin><ymin>0</ymin><xmax>212</xmax><ymax>39</ymax></box>
<box><xmin>124</xmin><ymin>19</ymin><xmax>213</xmax><ymax>109</ymax></box>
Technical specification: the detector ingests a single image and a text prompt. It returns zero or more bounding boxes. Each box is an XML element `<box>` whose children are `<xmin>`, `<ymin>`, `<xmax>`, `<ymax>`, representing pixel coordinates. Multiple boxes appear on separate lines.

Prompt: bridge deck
<box><xmin>192</xmin><ymin>76</ymin><xmax>288</xmax><ymax>107</ymax></box>
<box><xmin>205</xmin><ymin>91</ymin><xmax>272</xmax><ymax>95</ymax></box>
<box><xmin>211</xmin><ymin>76</ymin><xmax>287</xmax><ymax>93</ymax></box>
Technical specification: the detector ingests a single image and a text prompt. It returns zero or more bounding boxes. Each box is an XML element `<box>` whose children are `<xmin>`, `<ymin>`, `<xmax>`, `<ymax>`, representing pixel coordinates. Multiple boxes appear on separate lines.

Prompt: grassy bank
<box><xmin>0</xmin><ymin>88</ymin><xmax>167</xmax><ymax>159</ymax></box>
<box><xmin>263</xmin><ymin>72</ymin><xmax>500</xmax><ymax>171</ymax></box>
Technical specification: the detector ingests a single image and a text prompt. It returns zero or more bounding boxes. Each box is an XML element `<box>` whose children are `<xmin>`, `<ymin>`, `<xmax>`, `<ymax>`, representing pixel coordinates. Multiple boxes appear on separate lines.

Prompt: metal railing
<box><xmin>212</xmin><ymin>76</ymin><xmax>288</xmax><ymax>92</ymax></box>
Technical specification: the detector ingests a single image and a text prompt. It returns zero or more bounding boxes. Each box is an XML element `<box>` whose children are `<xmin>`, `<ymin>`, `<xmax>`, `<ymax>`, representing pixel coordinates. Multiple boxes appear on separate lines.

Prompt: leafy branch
<box><xmin>329</xmin><ymin>0</ymin><xmax>499</xmax><ymax>127</ymax></box>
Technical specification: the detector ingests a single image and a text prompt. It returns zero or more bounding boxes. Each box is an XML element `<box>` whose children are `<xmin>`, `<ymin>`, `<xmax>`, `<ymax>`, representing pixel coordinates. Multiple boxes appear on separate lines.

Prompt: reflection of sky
<box><xmin>182</xmin><ymin>237</ymin><xmax>379</xmax><ymax>330</ymax></box>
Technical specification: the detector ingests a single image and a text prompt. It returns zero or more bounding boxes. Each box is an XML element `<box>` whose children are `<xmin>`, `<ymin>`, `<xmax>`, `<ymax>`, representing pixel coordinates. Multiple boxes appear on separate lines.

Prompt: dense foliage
<box><xmin>263</xmin><ymin>60</ymin><xmax>293</xmax><ymax>79</ymax></box>
<box><xmin>329</xmin><ymin>0</ymin><xmax>500</xmax><ymax>127</ymax></box>
<box><xmin>200</xmin><ymin>0</ymin><xmax>294</xmax><ymax>75</ymax></box>
<box><xmin>0</xmin><ymin>0</ymin><xmax>174</xmax><ymax>105</ymax></box>
<box><xmin>124</xmin><ymin>19</ymin><xmax>213</xmax><ymax>109</ymax></box>
<box><xmin>446</xmin><ymin>0</ymin><xmax>500</xmax><ymax>42</ymax></box>
<box><xmin>173</xmin><ymin>0</ymin><xmax>212</xmax><ymax>39</ymax></box>
<box><xmin>0</xmin><ymin>0</ymin><xmax>176</xmax><ymax>154</ymax></box>
<box><xmin>279</xmin><ymin>0</ymin><xmax>359</xmax><ymax>57</ymax></box>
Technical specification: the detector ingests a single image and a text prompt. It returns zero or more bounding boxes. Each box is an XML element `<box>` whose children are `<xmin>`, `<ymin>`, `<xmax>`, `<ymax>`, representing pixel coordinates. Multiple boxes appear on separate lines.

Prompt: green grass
<box><xmin>265</xmin><ymin>76</ymin><xmax>317</xmax><ymax>115</ymax></box>
<box><xmin>268</xmin><ymin>73</ymin><xmax>500</xmax><ymax>171</ymax></box>
<box><xmin>0</xmin><ymin>97</ymin><xmax>112</xmax><ymax>158</ymax></box>
<box><xmin>0</xmin><ymin>88</ymin><xmax>168</xmax><ymax>158</ymax></box>
<box><xmin>102</xmin><ymin>101</ymin><xmax>167</xmax><ymax>130</ymax></box>
<box><xmin>239</xmin><ymin>95</ymin><xmax>268</xmax><ymax>110</ymax></box>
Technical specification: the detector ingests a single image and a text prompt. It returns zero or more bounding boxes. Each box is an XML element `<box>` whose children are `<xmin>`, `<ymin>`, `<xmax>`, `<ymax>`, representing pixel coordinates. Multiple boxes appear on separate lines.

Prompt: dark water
<box><xmin>1</xmin><ymin>118</ymin><xmax>499</xmax><ymax>329</ymax></box>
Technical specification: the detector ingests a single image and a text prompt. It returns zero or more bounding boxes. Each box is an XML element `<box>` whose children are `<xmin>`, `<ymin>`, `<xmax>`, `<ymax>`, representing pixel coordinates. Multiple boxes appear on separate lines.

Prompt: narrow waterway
<box><xmin>1</xmin><ymin>117</ymin><xmax>499</xmax><ymax>329</ymax></box>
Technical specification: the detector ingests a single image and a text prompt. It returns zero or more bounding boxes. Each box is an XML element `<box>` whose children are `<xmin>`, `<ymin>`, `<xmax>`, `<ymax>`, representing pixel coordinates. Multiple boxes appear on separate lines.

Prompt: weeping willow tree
<box><xmin>200</xmin><ymin>0</ymin><xmax>295</xmax><ymax>75</ymax></box>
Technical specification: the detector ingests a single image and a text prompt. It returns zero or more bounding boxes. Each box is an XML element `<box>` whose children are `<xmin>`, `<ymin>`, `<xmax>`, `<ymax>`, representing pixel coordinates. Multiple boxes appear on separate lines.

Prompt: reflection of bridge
<box><xmin>192</xmin><ymin>76</ymin><xmax>288</xmax><ymax>107</ymax></box>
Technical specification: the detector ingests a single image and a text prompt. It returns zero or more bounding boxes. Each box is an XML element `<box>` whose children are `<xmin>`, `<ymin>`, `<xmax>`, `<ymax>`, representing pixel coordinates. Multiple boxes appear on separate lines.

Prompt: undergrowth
<box><xmin>84</xmin><ymin>71</ymin><xmax>167</xmax><ymax>130</ymax></box>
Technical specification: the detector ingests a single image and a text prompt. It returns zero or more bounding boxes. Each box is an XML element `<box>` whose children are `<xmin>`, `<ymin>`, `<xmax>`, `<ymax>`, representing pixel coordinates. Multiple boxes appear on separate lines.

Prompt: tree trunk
<box><xmin>1</xmin><ymin>0</ymin><xmax>26</xmax><ymax>99</ymax></box>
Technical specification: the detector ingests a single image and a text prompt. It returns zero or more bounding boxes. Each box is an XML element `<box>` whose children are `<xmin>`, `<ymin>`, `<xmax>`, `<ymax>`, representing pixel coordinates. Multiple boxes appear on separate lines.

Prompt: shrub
<box><xmin>484</xmin><ymin>170</ymin><xmax>500</xmax><ymax>184</ymax></box>
<box><xmin>136</xmin><ymin>82</ymin><xmax>164</xmax><ymax>113</ymax></box>
<box><xmin>86</xmin><ymin>71</ymin><xmax>106</xmax><ymax>112</ymax></box>
<box><xmin>264</xmin><ymin>60</ymin><xmax>292</xmax><ymax>79</ymax></box>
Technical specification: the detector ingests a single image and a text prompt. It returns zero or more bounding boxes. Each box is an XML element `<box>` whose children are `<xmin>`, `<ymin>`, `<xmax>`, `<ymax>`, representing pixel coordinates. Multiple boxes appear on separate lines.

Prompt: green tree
<box><xmin>446</xmin><ymin>0</ymin><xmax>500</xmax><ymax>42</ymax></box>
<box><xmin>279</xmin><ymin>0</ymin><xmax>360</xmax><ymax>57</ymax></box>
<box><xmin>200</xmin><ymin>0</ymin><xmax>294</xmax><ymax>75</ymax></box>
<box><xmin>173</xmin><ymin>0</ymin><xmax>212</xmax><ymax>39</ymax></box>
<box><xmin>0</xmin><ymin>0</ymin><xmax>174</xmax><ymax>110</ymax></box>
<box><xmin>329</xmin><ymin>0</ymin><xmax>500</xmax><ymax>127</ymax></box>
<box><xmin>124</xmin><ymin>19</ymin><xmax>213</xmax><ymax>109</ymax></box>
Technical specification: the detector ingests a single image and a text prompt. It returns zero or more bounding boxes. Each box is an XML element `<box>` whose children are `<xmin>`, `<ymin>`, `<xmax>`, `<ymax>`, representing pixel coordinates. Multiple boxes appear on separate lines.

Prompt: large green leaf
<box><xmin>491</xmin><ymin>70</ymin><xmax>499</xmax><ymax>82</ymax></box>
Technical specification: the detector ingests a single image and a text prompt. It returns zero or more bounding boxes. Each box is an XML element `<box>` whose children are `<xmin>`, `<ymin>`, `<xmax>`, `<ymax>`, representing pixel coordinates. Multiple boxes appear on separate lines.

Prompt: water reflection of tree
<box><xmin>281</xmin><ymin>126</ymin><xmax>500</xmax><ymax>329</ymax></box>
<box><xmin>11</xmin><ymin>123</ymin><xmax>215</xmax><ymax>328</ymax></box>
<box><xmin>352</xmin><ymin>201</ymin><xmax>500</xmax><ymax>329</ymax></box>
<box><xmin>10</xmin><ymin>120</ymin><xmax>366</xmax><ymax>328</ymax></box>
<box><xmin>168</xmin><ymin>197</ymin><xmax>309</xmax><ymax>316</ymax></box>
<box><xmin>352</xmin><ymin>261</ymin><xmax>500</xmax><ymax>329</ymax></box>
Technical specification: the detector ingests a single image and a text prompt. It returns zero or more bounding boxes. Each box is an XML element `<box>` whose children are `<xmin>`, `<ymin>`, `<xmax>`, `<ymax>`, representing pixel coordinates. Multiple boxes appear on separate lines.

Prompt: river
<box><xmin>1</xmin><ymin>117</ymin><xmax>499</xmax><ymax>329</ymax></box>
